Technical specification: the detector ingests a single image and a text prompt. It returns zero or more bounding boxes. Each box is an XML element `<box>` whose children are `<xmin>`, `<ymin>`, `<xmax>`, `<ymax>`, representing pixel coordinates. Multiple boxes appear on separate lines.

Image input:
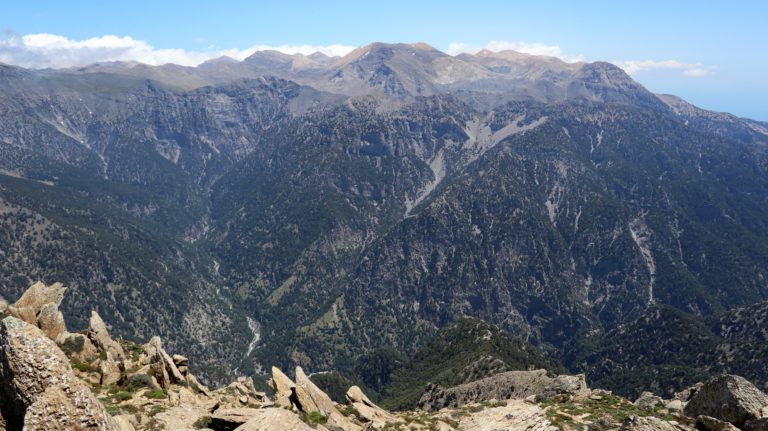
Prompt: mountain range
<box><xmin>0</xmin><ymin>42</ymin><xmax>766</xmax><ymax>394</ymax></box>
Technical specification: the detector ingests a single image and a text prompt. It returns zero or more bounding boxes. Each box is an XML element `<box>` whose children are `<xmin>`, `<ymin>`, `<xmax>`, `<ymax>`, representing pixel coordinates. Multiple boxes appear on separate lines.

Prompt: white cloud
<box><xmin>612</xmin><ymin>59</ymin><xmax>713</xmax><ymax>77</ymax></box>
<box><xmin>446</xmin><ymin>40</ymin><xmax>585</xmax><ymax>62</ymax></box>
<box><xmin>447</xmin><ymin>40</ymin><xmax>713</xmax><ymax>79</ymax></box>
<box><xmin>682</xmin><ymin>67</ymin><xmax>711</xmax><ymax>77</ymax></box>
<box><xmin>0</xmin><ymin>32</ymin><xmax>356</xmax><ymax>69</ymax></box>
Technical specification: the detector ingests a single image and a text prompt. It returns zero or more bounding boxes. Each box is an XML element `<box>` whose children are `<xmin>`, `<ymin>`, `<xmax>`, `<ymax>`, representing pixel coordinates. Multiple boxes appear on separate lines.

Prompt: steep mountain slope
<box><xmin>279</xmin><ymin>101</ymin><xmax>768</xmax><ymax>373</ymax></box>
<box><xmin>0</xmin><ymin>44</ymin><xmax>767</xmax><ymax>393</ymax></box>
<box><xmin>379</xmin><ymin>318</ymin><xmax>563</xmax><ymax>410</ymax></box>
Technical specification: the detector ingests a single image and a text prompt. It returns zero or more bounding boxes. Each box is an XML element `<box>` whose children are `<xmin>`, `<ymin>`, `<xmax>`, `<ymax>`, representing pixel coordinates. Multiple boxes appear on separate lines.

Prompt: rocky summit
<box><xmin>0</xmin><ymin>282</ymin><xmax>767</xmax><ymax>431</ymax></box>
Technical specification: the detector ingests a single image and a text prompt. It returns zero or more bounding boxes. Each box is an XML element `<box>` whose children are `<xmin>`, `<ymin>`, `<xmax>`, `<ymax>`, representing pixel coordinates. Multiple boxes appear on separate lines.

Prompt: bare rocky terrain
<box><xmin>2</xmin><ymin>282</ymin><xmax>768</xmax><ymax>431</ymax></box>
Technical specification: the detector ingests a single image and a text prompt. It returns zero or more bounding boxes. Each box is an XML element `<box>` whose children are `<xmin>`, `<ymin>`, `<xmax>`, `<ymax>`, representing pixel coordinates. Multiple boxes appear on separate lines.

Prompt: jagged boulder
<box><xmin>270</xmin><ymin>366</ymin><xmax>296</xmax><ymax>408</ymax></box>
<box><xmin>88</xmin><ymin>311</ymin><xmax>125</xmax><ymax>361</ymax></box>
<box><xmin>675</xmin><ymin>383</ymin><xmax>704</xmax><ymax>403</ymax></box>
<box><xmin>173</xmin><ymin>354</ymin><xmax>189</xmax><ymax>375</ymax></box>
<box><xmin>6</xmin><ymin>282</ymin><xmax>69</xmax><ymax>343</ymax></box>
<box><xmin>620</xmin><ymin>416</ymin><xmax>679</xmax><ymax>431</ymax></box>
<box><xmin>35</xmin><ymin>302</ymin><xmax>67</xmax><ymax>341</ymax></box>
<box><xmin>57</xmin><ymin>332</ymin><xmax>99</xmax><ymax>363</ymax></box>
<box><xmin>683</xmin><ymin>375</ymin><xmax>768</xmax><ymax>427</ymax></box>
<box><xmin>144</xmin><ymin>336</ymin><xmax>185</xmax><ymax>388</ymax></box>
<box><xmin>294</xmin><ymin>366</ymin><xmax>339</xmax><ymax>416</ymax></box>
<box><xmin>0</xmin><ymin>316</ymin><xmax>118</xmax><ymax>430</ymax></box>
<box><xmin>346</xmin><ymin>385</ymin><xmax>400</xmax><ymax>428</ymax></box>
<box><xmin>218</xmin><ymin>377</ymin><xmax>267</xmax><ymax>406</ymax></box>
<box><xmin>187</xmin><ymin>373</ymin><xmax>211</xmax><ymax>396</ymax></box>
<box><xmin>210</xmin><ymin>408</ymin><xmax>262</xmax><ymax>430</ymax></box>
<box><xmin>8</xmin><ymin>281</ymin><xmax>66</xmax><ymax>317</ymax></box>
<box><xmin>231</xmin><ymin>408</ymin><xmax>313</xmax><ymax>431</ymax></box>
<box><xmin>456</xmin><ymin>399</ymin><xmax>553</xmax><ymax>431</ymax></box>
<box><xmin>634</xmin><ymin>391</ymin><xmax>664</xmax><ymax>410</ymax></box>
<box><xmin>537</xmin><ymin>374</ymin><xmax>590</xmax><ymax>402</ymax></box>
<box><xmin>696</xmin><ymin>415</ymin><xmax>741</xmax><ymax>431</ymax></box>
<box><xmin>100</xmin><ymin>351</ymin><xmax>123</xmax><ymax>386</ymax></box>
<box><xmin>293</xmin><ymin>367</ymin><xmax>360</xmax><ymax>431</ymax></box>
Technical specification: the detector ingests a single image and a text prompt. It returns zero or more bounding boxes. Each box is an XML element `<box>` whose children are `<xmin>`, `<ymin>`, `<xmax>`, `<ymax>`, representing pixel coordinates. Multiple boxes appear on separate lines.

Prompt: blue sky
<box><xmin>2</xmin><ymin>1</ymin><xmax>766</xmax><ymax>120</ymax></box>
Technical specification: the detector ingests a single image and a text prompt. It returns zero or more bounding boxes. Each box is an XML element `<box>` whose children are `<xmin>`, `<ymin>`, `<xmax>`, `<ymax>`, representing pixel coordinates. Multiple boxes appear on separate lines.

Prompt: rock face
<box><xmin>537</xmin><ymin>374</ymin><xmax>591</xmax><ymax>402</ymax></box>
<box><xmin>0</xmin><ymin>317</ymin><xmax>118</xmax><ymax>430</ymax></box>
<box><xmin>419</xmin><ymin>370</ymin><xmax>590</xmax><ymax>411</ymax></box>
<box><xmin>294</xmin><ymin>366</ymin><xmax>339</xmax><ymax>417</ymax></box>
<box><xmin>6</xmin><ymin>281</ymin><xmax>68</xmax><ymax>343</ymax></box>
<box><xmin>346</xmin><ymin>386</ymin><xmax>400</xmax><ymax>427</ymax></box>
<box><xmin>419</xmin><ymin>369</ymin><xmax>553</xmax><ymax>410</ymax></box>
<box><xmin>696</xmin><ymin>415</ymin><xmax>741</xmax><ymax>431</ymax></box>
<box><xmin>294</xmin><ymin>367</ymin><xmax>360</xmax><ymax>431</ymax></box>
<box><xmin>269</xmin><ymin>366</ymin><xmax>296</xmax><ymax>408</ymax></box>
<box><xmin>683</xmin><ymin>375</ymin><xmax>768</xmax><ymax>427</ymax></box>
<box><xmin>634</xmin><ymin>391</ymin><xmax>664</xmax><ymax>410</ymax></box>
<box><xmin>620</xmin><ymin>416</ymin><xmax>679</xmax><ymax>431</ymax></box>
<box><xmin>88</xmin><ymin>311</ymin><xmax>126</xmax><ymax>361</ymax></box>
<box><xmin>143</xmin><ymin>336</ymin><xmax>186</xmax><ymax>388</ymax></box>
<box><xmin>210</xmin><ymin>408</ymin><xmax>262</xmax><ymax>430</ymax></box>
<box><xmin>231</xmin><ymin>408</ymin><xmax>313</xmax><ymax>431</ymax></box>
<box><xmin>456</xmin><ymin>399</ymin><xmax>553</xmax><ymax>431</ymax></box>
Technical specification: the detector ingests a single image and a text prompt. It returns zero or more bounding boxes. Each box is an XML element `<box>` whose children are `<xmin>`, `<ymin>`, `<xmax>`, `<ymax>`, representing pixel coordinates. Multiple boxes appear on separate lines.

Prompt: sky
<box><xmin>2</xmin><ymin>1</ymin><xmax>766</xmax><ymax>120</ymax></box>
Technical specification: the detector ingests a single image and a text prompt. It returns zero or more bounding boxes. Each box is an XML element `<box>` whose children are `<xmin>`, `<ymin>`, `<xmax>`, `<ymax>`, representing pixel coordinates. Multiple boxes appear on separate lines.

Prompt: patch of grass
<box><xmin>339</xmin><ymin>405</ymin><xmax>364</xmax><ymax>421</ymax></box>
<box><xmin>148</xmin><ymin>405</ymin><xmax>165</xmax><ymax>417</ymax></box>
<box><xmin>300</xmin><ymin>411</ymin><xmax>328</xmax><ymax>425</ymax></box>
<box><xmin>120</xmin><ymin>339</ymin><xmax>146</xmax><ymax>363</ymax></box>
<box><xmin>192</xmin><ymin>415</ymin><xmax>212</xmax><ymax>429</ymax></box>
<box><xmin>70</xmin><ymin>358</ymin><xmax>98</xmax><ymax>373</ymax></box>
<box><xmin>541</xmin><ymin>393</ymin><xmax>679</xmax><ymax>430</ymax></box>
<box><xmin>144</xmin><ymin>389</ymin><xmax>167</xmax><ymax>399</ymax></box>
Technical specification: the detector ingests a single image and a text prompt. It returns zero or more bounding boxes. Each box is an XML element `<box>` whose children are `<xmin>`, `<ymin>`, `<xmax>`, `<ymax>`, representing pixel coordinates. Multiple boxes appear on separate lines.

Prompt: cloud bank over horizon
<box><xmin>0</xmin><ymin>32</ymin><xmax>712</xmax><ymax>80</ymax></box>
<box><xmin>0</xmin><ymin>33</ymin><xmax>357</xmax><ymax>68</ymax></box>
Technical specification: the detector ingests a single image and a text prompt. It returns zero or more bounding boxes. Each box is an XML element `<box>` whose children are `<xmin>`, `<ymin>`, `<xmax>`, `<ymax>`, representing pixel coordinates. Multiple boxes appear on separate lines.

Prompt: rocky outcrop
<box><xmin>269</xmin><ymin>366</ymin><xmax>295</xmax><ymax>408</ymax></box>
<box><xmin>58</xmin><ymin>332</ymin><xmax>98</xmax><ymax>363</ymax></box>
<box><xmin>210</xmin><ymin>408</ymin><xmax>261</xmax><ymax>430</ymax></box>
<box><xmin>294</xmin><ymin>367</ymin><xmax>360</xmax><ymax>431</ymax></box>
<box><xmin>696</xmin><ymin>415</ymin><xmax>741</xmax><ymax>431</ymax></box>
<box><xmin>419</xmin><ymin>369</ymin><xmax>553</xmax><ymax>410</ymax></box>
<box><xmin>0</xmin><ymin>317</ymin><xmax>119</xmax><ymax>430</ymax></box>
<box><xmin>346</xmin><ymin>385</ymin><xmax>401</xmax><ymax>428</ymax></box>
<box><xmin>88</xmin><ymin>311</ymin><xmax>126</xmax><ymax>361</ymax></box>
<box><xmin>100</xmin><ymin>351</ymin><xmax>123</xmax><ymax>386</ymax></box>
<box><xmin>215</xmin><ymin>377</ymin><xmax>267</xmax><ymax>406</ymax></box>
<box><xmin>537</xmin><ymin>374</ymin><xmax>591</xmax><ymax>402</ymax></box>
<box><xmin>143</xmin><ymin>336</ymin><xmax>186</xmax><ymax>388</ymax></box>
<box><xmin>454</xmin><ymin>399</ymin><xmax>553</xmax><ymax>431</ymax></box>
<box><xmin>635</xmin><ymin>391</ymin><xmax>664</xmax><ymax>410</ymax></box>
<box><xmin>419</xmin><ymin>369</ymin><xmax>590</xmax><ymax>411</ymax></box>
<box><xmin>683</xmin><ymin>375</ymin><xmax>768</xmax><ymax>427</ymax></box>
<box><xmin>620</xmin><ymin>416</ymin><xmax>679</xmax><ymax>431</ymax></box>
<box><xmin>231</xmin><ymin>408</ymin><xmax>313</xmax><ymax>431</ymax></box>
<box><xmin>5</xmin><ymin>281</ymin><xmax>68</xmax><ymax>343</ymax></box>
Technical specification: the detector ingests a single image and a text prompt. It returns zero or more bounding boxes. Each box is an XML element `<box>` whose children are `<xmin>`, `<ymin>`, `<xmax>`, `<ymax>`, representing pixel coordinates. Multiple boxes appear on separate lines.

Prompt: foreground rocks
<box><xmin>0</xmin><ymin>317</ymin><xmax>119</xmax><ymax>430</ymax></box>
<box><xmin>2</xmin><ymin>281</ymin><xmax>768</xmax><ymax>431</ymax></box>
<box><xmin>418</xmin><ymin>369</ymin><xmax>591</xmax><ymax>411</ymax></box>
<box><xmin>684</xmin><ymin>375</ymin><xmax>768</xmax><ymax>428</ymax></box>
